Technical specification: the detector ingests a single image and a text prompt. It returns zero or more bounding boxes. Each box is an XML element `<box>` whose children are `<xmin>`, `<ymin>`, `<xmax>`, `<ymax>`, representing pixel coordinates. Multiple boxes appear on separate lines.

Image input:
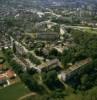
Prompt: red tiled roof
<box><xmin>0</xmin><ymin>75</ymin><xmax>5</xmax><ymax>80</ymax></box>
<box><xmin>5</xmin><ymin>70</ymin><xmax>16</xmax><ymax>79</ymax></box>
<box><xmin>0</xmin><ymin>64</ymin><xmax>3</xmax><ymax>68</ymax></box>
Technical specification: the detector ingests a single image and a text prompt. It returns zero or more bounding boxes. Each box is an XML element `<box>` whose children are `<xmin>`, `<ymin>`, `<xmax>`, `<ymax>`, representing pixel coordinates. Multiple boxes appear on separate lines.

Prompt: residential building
<box><xmin>37</xmin><ymin>59</ymin><xmax>62</xmax><ymax>72</ymax></box>
<box><xmin>36</xmin><ymin>32</ymin><xmax>60</xmax><ymax>41</ymax></box>
<box><xmin>58</xmin><ymin>58</ymin><xmax>92</xmax><ymax>82</ymax></box>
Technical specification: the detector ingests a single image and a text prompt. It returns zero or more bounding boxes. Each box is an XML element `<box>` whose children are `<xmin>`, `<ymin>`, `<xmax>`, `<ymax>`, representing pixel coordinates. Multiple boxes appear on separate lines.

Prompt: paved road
<box><xmin>18</xmin><ymin>92</ymin><xmax>37</xmax><ymax>100</ymax></box>
<box><xmin>62</xmin><ymin>25</ymin><xmax>97</xmax><ymax>30</ymax></box>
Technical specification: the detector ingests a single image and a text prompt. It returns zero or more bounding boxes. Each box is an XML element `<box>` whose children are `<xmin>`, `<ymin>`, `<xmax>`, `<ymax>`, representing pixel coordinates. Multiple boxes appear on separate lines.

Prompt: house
<box><xmin>5</xmin><ymin>69</ymin><xmax>16</xmax><ymax>79</ymax></box>
<box><xmin>0</xmin><ymin>69</ymin><xmax>17</xmax><ymax>87</ymax></box>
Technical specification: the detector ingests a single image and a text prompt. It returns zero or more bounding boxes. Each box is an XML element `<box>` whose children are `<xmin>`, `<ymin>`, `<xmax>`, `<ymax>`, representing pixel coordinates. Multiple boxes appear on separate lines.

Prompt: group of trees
<box><xmin>51</xmin><ymin>16</ymin><xmax>81</xmax><ymax>25</ymax></box>
<box><xmin>70</xmin><ymin>29</ymin><xmax>97</xmax><ymax>59</ymax></box>
<box><xmin>61</xmin><ymin>29</ymin><xmax>97</xmax><ymax>67</ymax></box>
<box><xmin>61</xmin><ymin>46</ymin><xmax>87</xmax><ymax>68</ymax></box>
<box><xmin>42</xmin><ymin>70</ymin><xmax>63</xmax><ymax>90</ymax></box>
<box><xmin>60</xmin><ymin>29</ymin><xmax>97</xmax><ymax>92</ymax></box>
<box><xmin>79</xmin><ymin>59</ymin><xmax>97</xmax><ymax>90</ymax></box>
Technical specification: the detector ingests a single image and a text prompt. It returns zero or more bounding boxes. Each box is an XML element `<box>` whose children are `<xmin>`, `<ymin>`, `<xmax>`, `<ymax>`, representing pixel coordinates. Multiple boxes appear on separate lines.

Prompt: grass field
<box><xmin>0</xmin><ymin>50</ymin><xmax>11</xmax><ymax>68</ymax></box>
<box><xmin>0</xmin><ymin>82</ymin><xmax>31</xmax><ymax>100</ymax></box>
<box><xmin>0</xmin><ymin>51</ymin><xmax>4</xmax><ymax>57</ymax></box>
<box><xmin>82</xmin><ymin>28</ymin><xmax>97</xmax><ymax>35</ymax></box>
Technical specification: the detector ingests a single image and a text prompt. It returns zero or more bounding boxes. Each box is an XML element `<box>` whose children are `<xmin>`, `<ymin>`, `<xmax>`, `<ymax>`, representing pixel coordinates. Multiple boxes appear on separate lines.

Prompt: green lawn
<box><xmin>0</xmin><ymin>82</ymin><xmax>31</xmax><ymax>100</ymax></box>
<box><xmin>0</xmin><ymin>50</ymin><xmax>11</xmax><ymax>68</ymax></box>
<box><xmin>83</xmin><ymin>28</ymin><xmax>97</xmax><ymax>35</ymax></box>
<box><xmin>65</xmin><ymin>86</ymin><xmax>97</xmax><ymax>100</ymax></box>
<box><xmin>0</xmin><ymin>51</ymin><xmax>4</xmax><ymax>57</ymax></box>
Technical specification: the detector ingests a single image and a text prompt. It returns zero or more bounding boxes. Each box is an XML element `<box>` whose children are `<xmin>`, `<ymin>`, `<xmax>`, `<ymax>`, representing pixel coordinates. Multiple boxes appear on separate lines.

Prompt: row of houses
<box><xmin>14</xmin><ymin>41</ymin><xmax>28</xmax><ymax>56</ymax></box>
<box><xmin>15</xmin><ymin>56</ymin><xmax>62</xmax><ymax>73</ymax></box>
<box><xmin>0</xmin><ymin>35</ymin><xmax>12</xmax><ymax>50</ymax></box>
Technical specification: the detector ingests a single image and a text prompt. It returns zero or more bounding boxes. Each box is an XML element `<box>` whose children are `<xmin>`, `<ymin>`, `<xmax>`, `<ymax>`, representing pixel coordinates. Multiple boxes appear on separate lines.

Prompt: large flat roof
<box><xmin>65</xmin><ymin>58</ymin><xmax>92</xmax><ymax>74</ymax></box>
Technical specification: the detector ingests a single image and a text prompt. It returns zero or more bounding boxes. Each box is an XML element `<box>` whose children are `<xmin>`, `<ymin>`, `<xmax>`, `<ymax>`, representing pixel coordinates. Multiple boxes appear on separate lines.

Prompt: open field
<box><xmin>0</xmin><ymin>82</ymin><xmax>31</xmax><ymax>100</ymax></box>
<box><xmin>0</xmin><ymin>51</ymin><xmax>4</xmax><ymax>57</ymax></box>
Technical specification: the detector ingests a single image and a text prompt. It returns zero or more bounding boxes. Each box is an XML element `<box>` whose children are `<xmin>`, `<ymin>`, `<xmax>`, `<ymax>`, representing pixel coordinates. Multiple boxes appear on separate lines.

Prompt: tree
<box><xmin>42</xmin><ymin>70</ymin><xmax>62</xmax><ymax>89</ymax></box>
<box><xmin>13</xmin><ymin>42</ymin><xmax>16</xmax><ymax>53</ymax></box>
<box><xmin>61</xmin><ymin>47</ymin><xmax>76</xmax><ymax>67</ymax></box>
<box><xmin>81</xmin><ymin>74</ymin><xmax>88</xmax><ymax>85</ymax></box>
